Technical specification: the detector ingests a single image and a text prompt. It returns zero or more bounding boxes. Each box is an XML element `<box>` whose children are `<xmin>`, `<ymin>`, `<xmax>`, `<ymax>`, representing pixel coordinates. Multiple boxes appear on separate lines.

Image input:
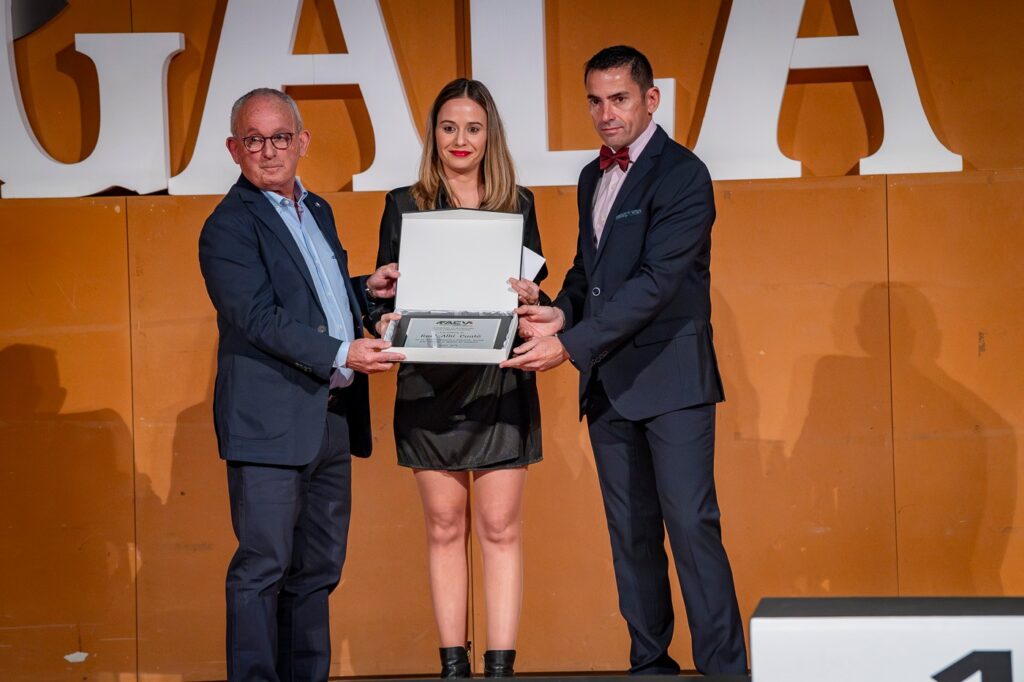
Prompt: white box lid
<box><xmin>396</xmin><ymin>209</ymin><xmax>523</xmax><ymax>312</ymax></box>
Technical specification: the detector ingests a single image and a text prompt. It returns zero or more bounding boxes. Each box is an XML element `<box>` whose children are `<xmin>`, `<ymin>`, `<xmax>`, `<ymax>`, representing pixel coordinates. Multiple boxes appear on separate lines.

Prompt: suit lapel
<box><xmin>235</xmin><ymin>176</ymin><xmax>363</xmax><ymax>331</ymax></box>
<box><xmin>578</xmin><ymin>161</ymin><xmax>602</xmax><ymax>272</ymax></box>
<box><xmin>236</xmin><ymin>177</ymin><xmax>319</xmax><ymax>299</ymax></box>
<box><xmin>593</xmin><ymin>127</ymin><xmax>666</xmax><ymax>267</ymax></box>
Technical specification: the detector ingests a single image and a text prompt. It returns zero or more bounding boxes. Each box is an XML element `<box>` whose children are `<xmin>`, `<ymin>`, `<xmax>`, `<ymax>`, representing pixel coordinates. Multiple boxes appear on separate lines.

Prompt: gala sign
<box><xmin>0</xmin><ymin>0</ymin><xmax>961</xmax><ymax>198</ymax></box>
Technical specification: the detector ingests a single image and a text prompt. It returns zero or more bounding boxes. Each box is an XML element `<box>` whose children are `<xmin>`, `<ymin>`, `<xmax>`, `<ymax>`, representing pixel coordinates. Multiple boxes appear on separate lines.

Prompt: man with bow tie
<box><xmin>502</xmin><ymin>46</ymin><xmax>747</xmax><ymax>675</ymax></box>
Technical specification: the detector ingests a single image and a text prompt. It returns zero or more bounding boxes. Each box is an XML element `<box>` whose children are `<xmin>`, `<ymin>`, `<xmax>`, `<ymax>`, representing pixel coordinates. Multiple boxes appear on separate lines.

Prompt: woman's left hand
<box><xmin>508</xmin><ymin>277</ymin><xmax>540</xmax><ymax>306</ymax></box>
<box><xmin>375</xmin><ymin>312</ymin><xmax>401</xmax><ymax>338</ymax></box>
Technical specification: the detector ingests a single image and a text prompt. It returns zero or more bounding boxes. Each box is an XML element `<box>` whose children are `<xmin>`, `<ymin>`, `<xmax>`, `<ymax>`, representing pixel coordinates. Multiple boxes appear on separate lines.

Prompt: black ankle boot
<box><xmin>439</xmin><ymin>646</ymin><xmax>471</xmax><ymax>678</ymax></box>
<box><xmin>483</xmin><ymin>650</ymin><xmax>516</xmax><ymax>677</ymax></box>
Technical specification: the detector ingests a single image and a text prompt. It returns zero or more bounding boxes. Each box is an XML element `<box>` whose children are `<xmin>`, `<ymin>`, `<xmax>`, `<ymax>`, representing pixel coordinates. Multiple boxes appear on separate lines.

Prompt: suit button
<box><xmin>592</xmin><ymin>287</ymin><xmax>601</xmax><ymax>296</ymax></box>
<box><xmin>317</xmin><ymin>325</ymin><xmax>327</xmax><ymax>333</ymax></box>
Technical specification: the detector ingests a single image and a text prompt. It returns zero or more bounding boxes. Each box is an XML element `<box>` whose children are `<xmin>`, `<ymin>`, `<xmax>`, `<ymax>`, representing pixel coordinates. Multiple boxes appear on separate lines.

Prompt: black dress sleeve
<box><xmin>368</xmin><ymin>190</ymin><xmax>402</xmax><ymax>332</ymax></box>
<box><xmin>519</xmin><ymin>187</ymin><xmax>551</xmax><ymax>305</ymax></box>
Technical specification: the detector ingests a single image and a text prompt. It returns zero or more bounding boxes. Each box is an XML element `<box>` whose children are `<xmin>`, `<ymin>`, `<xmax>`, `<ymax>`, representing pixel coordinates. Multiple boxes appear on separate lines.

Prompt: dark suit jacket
<box><xmin>554</xmin><ymin>126</ymin><xmax>725</xmax><ymax>421</ymax></box>
<box><xmin>198</xmin><ymin>174</ymin><xmax>372</xmax><ymax>465</ymax></box>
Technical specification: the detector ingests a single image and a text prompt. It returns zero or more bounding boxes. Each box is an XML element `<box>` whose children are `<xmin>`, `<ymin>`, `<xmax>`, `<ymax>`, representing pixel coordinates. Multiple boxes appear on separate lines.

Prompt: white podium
<box><xmin>751</xmin><ymin>597</ymin><xmax>1024</xmax><ymax>682</ymax></box>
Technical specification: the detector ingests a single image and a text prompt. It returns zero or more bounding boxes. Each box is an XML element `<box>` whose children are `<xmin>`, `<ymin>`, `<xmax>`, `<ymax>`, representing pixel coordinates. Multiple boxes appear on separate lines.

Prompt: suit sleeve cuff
<box><xmin>558</xmin><ymin>327</ymin><xmax>591</xmax><ymax>368</ymax></box>
<box><xmin>553</xmin><ymin>298</ymin><xmax>573</xmax><ymax>329</ymax></box>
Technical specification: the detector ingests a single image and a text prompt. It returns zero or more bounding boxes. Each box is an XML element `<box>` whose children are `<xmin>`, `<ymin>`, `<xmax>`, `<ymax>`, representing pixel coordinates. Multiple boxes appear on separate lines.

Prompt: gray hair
<box><xmin>230</xmin><ymin>88</ymin><xmax>304</xmax><ymax>137</ymax></box>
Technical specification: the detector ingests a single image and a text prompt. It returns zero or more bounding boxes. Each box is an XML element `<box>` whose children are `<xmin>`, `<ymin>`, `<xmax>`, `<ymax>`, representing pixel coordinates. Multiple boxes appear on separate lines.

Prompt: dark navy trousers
<box><xmin>225</xmin><ymin>412</ymin><xmax>351</xmax><ymax>682</ymax></box>
<box><xmin>586</xmin><ymin>380</ymin><xmax>747</xmax><ymax>675</ymax></box>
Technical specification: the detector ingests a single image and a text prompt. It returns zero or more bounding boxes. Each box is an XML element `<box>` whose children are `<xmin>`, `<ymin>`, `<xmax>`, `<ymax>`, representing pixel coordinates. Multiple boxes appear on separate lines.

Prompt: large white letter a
<box><xmin>694</xmin><ymin>0</ymin><xmax>961</xmax><ymax>180</ymax></box>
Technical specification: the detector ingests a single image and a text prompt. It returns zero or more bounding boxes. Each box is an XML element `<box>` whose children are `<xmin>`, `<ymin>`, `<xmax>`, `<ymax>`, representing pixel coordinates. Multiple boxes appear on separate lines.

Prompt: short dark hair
<box><xmin>584</xmin><ymin>45</ymin><xmax>655</xmax><ymax>92</ymax></box>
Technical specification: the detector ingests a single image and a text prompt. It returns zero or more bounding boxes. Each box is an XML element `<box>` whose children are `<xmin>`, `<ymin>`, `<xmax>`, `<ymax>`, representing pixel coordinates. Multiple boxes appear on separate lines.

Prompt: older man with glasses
<box><xmin>198</xmin><ymin>87</ymin><xmax>404</xmax><ymax>681</ymax></box>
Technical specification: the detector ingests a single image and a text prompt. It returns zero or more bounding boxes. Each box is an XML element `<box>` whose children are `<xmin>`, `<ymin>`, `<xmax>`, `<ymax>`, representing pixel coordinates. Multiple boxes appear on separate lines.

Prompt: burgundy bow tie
<box><xmin>599</xmin><ymin>145</ymin><xmax>630</xmax><ymax>172</ymax></box>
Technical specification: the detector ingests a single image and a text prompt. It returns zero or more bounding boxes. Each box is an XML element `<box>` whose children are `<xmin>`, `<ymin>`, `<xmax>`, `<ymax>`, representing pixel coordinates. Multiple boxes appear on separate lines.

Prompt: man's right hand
<box><xmin>516</xmin><ymin>305</ymin><xmax>565</xmax><ymax>339</ymax></box>
<box><xmin>345</xmin><ymin>338</ymin><xmax>404</xmax><ymax>373</ymax></box>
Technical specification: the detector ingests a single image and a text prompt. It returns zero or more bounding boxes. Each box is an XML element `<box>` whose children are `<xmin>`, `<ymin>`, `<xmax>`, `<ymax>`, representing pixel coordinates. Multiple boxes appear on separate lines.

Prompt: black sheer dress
<box><xmin>369</xmin><ymin>186</ymin><xmax>548</xmax><ymax>470</ymax></box>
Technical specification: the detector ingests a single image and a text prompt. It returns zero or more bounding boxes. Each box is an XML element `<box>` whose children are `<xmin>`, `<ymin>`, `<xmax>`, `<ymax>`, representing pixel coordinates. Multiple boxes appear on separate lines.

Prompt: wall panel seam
<box><xmin>884</xmin><ymin>175</ymin><xmax>902</xmax><ymax>596</ymax></box>
<box><xmin>123</xmin><ymin>197</ymin><xmax>142</xmax><ymax>678</ymax></box>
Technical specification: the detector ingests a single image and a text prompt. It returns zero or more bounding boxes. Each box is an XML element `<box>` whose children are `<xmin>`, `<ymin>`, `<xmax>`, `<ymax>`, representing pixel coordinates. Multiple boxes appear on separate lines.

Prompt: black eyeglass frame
<box><xmin>238</xmin><ymin>132</ymin><xmax>296</xmax><ymax>153</ymax></box>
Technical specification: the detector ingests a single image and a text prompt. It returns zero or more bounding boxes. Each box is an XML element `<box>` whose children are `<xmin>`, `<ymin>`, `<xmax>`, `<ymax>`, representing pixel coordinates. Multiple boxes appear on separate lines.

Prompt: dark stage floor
<box><xmin>351</xmin><ymin>676</ymin><xmax>751</xmax><ymax>682</ymax></box>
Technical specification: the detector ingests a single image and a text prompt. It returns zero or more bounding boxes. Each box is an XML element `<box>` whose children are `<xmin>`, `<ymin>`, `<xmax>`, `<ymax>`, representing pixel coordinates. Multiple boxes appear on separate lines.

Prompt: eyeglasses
<box><xmin>239</xmin><ymin>132</ymin><xmax>295</xmax><ymax>152</ymax></box>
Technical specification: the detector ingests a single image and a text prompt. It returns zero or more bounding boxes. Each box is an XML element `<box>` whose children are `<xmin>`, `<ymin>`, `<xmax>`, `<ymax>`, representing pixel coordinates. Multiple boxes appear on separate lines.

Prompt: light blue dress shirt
<box><xmin>262</xmin><ymin>179</ymin><xmax>355</xmax><ymax>388</ymax></box>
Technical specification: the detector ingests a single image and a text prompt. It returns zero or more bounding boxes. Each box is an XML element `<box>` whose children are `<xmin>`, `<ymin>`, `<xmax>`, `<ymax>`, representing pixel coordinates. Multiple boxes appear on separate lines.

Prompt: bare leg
<box><xmin>472</xmin><ymin>467</ymin><xmax>528</xmax><ymax>650</ymax></box>
<box><xmin>414</xmin><ymin>469</ymin><xmax>471</xmax><ymax>647</ymax></box>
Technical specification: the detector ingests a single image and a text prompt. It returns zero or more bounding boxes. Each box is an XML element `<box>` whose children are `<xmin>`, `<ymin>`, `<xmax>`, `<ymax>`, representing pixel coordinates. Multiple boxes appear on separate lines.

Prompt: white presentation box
<box><xmin>384</xmin><ymin>208</ymin><xmax>524</xmax><ymax>364</ymax></box>
<box><xmin>751</xmin><ymin>597</ymin><xmax>1024</xmax><ymax>682</ymax></box>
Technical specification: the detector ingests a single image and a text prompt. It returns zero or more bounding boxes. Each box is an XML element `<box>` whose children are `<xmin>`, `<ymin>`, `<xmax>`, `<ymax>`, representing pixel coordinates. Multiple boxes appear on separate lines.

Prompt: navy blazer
<box><xmin>554</xmin><ymin>126</ymin><xmax>725</xmax><ymax>421</ymax></box>
<box><xmin>199</xmin><ymin>174</ymin><xmax>372</xmax><ymax>465</ymax></box>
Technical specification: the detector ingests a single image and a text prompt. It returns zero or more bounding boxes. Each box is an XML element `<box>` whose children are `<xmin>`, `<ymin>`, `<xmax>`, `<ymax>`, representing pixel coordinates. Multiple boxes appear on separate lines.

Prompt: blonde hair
<box><xmin>411</xmin><ymin>79</ymin><xmax>519</xmax><ymax>213</ymax></box>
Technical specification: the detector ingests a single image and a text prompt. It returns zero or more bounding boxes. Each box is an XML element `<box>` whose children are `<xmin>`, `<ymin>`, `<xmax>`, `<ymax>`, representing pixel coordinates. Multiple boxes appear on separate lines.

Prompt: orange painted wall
<box><xmin>1</xmin><ymin>1</ymin><xmax>1022</xmax><ymax>680</ymax></box>
<box><xmin>0</xmin><ymin>198</ymin><xmax>135</xmax><ymax>680</ymax></box>
<box><xmin>887</xmin><ymin>170</ymin><xmax>1024</xmax><ymax>595</ymax></box>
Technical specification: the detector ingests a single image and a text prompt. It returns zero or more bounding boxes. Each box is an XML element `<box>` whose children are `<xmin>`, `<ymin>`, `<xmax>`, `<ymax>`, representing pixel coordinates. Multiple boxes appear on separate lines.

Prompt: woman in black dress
<box><xmin>370</xmin><ymin>79</ymin><xmax>547</xmax><ymax>678</ymax></box>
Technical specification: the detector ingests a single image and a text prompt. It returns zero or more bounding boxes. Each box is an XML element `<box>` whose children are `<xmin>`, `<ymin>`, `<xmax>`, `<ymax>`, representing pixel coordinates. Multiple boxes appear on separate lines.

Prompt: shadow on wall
<box><xmin>781</xmin><ymin>283</ymin><xmax>1015</xmax><ymax>595</ymax></box>
<box><xmin>711</xmin><ymin>289</ymin><xmax>784</xmax><ymax>548</ymax></box>
<box><xmin>716</xmin><ymin>281</ymin><xmax>1017</xmax><ymax>604</ymax></box>
<box><xmin>717</xmin><ymin>281</ymin><xmax>897</xmax><ymax>600</ymax></box>
<box><xmin>781</xmin><ymin>282</ymin><xmax>901</xmax><ymax>595</ymax></box>
<box><xmin>141</xmin><ymin>348</ymin><xmax>227</xmax><ymax>679</ymax></box>
<box><xmin>710</xmin><ymin>288</ymin><xmax>785</xmax><ymax>658</ymax></box>
<box><xmin>886</xmin><ymin>283</ymin><xmax>1017</xmax><ymax>595</ymax></box>
<box><xmin>0</xmin><ymin>343</ymin><xmax>151</xmax><ymax>681</ymax></box>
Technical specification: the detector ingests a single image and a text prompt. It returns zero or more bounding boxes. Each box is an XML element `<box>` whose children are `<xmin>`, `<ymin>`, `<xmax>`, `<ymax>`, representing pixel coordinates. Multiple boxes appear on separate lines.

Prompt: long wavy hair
<box><xmin>410</xmin><ymin>78</ymin><xmax>519</xmax><ymax>213</ymax></box>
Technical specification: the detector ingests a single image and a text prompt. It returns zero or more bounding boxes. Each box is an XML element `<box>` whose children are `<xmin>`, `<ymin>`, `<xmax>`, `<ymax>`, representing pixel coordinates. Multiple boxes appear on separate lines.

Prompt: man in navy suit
<box><xmin>503</xmin><ymin>46</ymin><xmax>746</xmax><ymax>674</ymax></box>
<box><xmin>199</xmin><ymin>88</ymin><xmax>403</xmax><ymax>681</ymax></box>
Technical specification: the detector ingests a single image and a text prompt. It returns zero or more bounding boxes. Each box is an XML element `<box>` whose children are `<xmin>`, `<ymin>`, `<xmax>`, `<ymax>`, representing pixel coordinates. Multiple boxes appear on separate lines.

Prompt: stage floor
<box><xmin>356</xmin><ymin>671</ymin><xmax>749</xmax><ymax>675</ymax></box>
